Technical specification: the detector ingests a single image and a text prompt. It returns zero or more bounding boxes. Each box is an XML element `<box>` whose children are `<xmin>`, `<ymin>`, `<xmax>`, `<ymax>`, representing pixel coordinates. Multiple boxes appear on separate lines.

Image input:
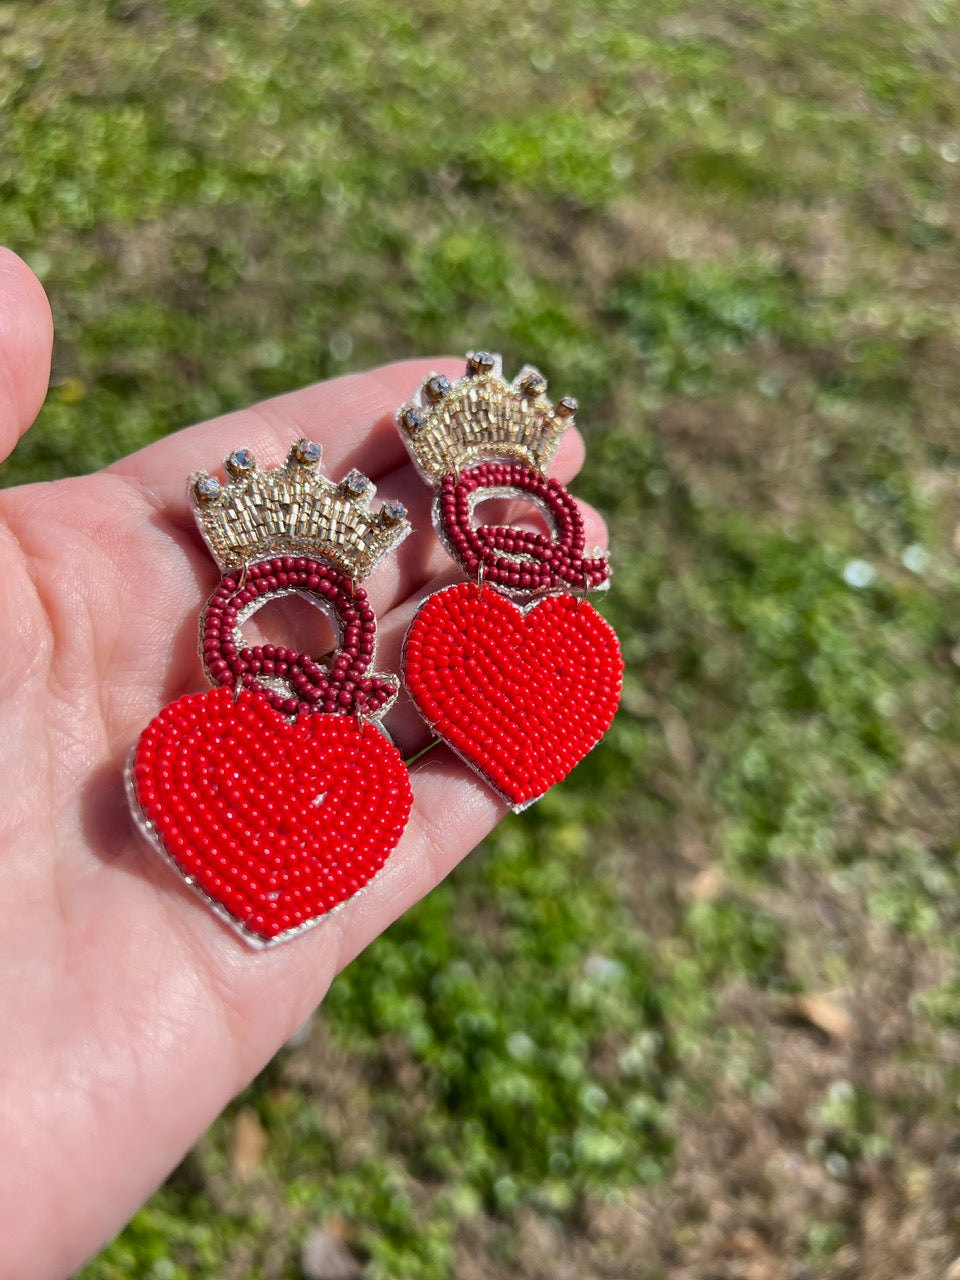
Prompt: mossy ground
<box><xmin>3</xmin><ymin>1</ymin><xmax>960</xmax><ymax>1276</ymax></box>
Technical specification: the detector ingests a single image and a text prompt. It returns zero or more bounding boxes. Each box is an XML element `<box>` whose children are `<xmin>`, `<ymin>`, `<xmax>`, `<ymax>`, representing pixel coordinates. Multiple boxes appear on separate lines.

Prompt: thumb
<box><xmin>0</xmin><ymin>248</ymin><xmax>54</xmax><ymax>467</ymax></box>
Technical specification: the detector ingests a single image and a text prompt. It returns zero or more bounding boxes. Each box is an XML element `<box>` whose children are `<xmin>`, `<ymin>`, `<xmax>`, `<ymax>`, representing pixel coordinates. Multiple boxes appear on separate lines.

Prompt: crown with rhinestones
<box><xmin>190</xmin><ymin>440</ymin><xmax>410</xmax><ymax>576</ymax></box>
<box><xmin>396</xmin><ymin>351</ymin><xmax>578</xmax><ymax>484</ymax></box>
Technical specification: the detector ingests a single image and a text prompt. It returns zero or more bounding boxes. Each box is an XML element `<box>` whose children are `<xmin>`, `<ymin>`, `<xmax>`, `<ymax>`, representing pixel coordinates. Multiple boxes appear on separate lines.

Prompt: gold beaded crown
<box><xmin>396</xmin><ymin>351</ymin><xmax>578</xmax><ymax>484</ymax></box>
<box><xmin>190</xmin><ymin>439</ymin><xmax>410</xmax><ymax>577</ymax></box>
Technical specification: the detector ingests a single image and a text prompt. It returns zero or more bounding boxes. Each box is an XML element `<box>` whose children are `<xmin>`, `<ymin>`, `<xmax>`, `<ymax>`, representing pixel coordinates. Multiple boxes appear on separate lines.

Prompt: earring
<box><xmin>397</xmin><ymin>352</ymin><xmax>623</xmax><ymax>811</ymax></box>
<box><xmin>127</xmin><ymin>441</ymin><xmax>413</xmax><ymax>948</ymax></box>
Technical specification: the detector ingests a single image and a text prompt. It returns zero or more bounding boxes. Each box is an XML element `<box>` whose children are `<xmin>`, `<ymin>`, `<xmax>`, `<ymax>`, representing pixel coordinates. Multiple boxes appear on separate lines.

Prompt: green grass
<box><xmin>4</xmin><ymin>0</ymin><xmax>960</xmax><ymax>1275</ymax></box>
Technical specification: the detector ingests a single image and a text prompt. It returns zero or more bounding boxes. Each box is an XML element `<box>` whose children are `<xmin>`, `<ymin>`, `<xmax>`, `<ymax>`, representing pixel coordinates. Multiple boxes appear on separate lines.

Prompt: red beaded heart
<box><xmin>130</xmin><ymin>686</ymin><xmax>412</xmax><ymax>945</ymax></box>
<box><xmin>404</xmin><ymin>583</ymin><xmax>623</xmax><ymax>810</ymax></box>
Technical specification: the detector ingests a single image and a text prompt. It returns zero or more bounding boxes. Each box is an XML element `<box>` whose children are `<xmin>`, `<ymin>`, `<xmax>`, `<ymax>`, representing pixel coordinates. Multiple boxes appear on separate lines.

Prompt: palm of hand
<box><xmin>0</xmin><ymin>252</ymin><xmax>600</xmax><ymax>1280</ymax></box>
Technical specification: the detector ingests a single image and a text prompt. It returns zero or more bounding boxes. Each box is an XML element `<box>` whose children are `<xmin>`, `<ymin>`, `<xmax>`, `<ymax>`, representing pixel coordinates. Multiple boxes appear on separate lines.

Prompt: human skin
<box><xmin>0</xmin><ymin>248</ymin><xmax>607</xmax><ymax>1280</ymax></box>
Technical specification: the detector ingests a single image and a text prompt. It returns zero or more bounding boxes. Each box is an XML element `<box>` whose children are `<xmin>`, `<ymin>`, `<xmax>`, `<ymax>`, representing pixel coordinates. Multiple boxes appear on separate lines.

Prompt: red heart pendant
<box><xmin>129</xmin><ymin>686</ymin><xmax>412</xmax><ymax>946</ymax></box>
<box><xmin>404</xmin><ymin>583</ymin><xmax>622</xmax><ymax>810</ymax></box>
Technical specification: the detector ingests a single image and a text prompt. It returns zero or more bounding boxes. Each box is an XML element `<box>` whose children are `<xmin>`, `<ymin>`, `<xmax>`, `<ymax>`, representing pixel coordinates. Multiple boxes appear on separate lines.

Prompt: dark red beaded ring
<box><xmin>437</xmin><ymin>461</ymin><xmax>610</xmax><ymax>594</ymax></box>
<box><xmin>200</xmin><ymin>553</ymin><xmax>397</xmax><ymax>718</ymax></box>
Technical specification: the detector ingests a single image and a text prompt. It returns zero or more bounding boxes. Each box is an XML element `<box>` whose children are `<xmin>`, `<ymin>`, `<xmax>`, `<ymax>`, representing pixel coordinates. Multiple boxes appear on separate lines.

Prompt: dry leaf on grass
<box><xmin>687</xmin><ymin>865</ymin><xmax>725</xmax><ymax>901</ymax></box>
<box><xmin>228</xmin><ymin>1107</ymin><xmax>268</xmax><ymax>1182</ymax></box>
<box><xmin>787</xmin><ymin>994</ymin><xmax>856</xmax><ymax>1043</ymax></box>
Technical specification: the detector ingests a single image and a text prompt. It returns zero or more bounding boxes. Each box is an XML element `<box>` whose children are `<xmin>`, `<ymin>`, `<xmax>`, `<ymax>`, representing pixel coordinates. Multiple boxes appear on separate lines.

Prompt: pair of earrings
<box><xmin>128</xmin><ymin>352</ymin><xmax>624</xmax><ymax>947</ymax></box>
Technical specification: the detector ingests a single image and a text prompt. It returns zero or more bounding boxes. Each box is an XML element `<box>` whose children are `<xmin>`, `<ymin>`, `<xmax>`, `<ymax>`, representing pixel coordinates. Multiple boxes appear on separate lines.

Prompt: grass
<box><xmin>3</xmin><ymin>0</ymin><xmax>960</xmax><ymax>1276</ymax></box>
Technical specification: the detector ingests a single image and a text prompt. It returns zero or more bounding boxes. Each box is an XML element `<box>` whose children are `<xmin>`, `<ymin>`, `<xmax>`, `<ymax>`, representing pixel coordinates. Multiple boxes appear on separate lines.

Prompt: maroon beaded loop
<box><xmin>200</xmin><ymin>554</ymin><xmax>397</xmax><ymax>718</ymax></box>
<box><xmin>437</xmin><ymin>462</ymin><xmax>610</xmax><ymax>593</ymax></box>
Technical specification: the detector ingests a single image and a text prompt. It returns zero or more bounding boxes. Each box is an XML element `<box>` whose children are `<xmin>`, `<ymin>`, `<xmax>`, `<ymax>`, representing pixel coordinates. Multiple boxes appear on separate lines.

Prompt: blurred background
<box><xmin>3</xmin><ymin>2</ymin><xmax>960</xmax><ymax>1277</ymax></box>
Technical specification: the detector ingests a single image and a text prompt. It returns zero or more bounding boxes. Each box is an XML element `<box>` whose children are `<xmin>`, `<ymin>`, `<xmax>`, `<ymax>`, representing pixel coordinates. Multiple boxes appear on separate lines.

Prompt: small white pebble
<box><xmin>584</xmin><ymin>954</ymin><xmax>626</xmax><ymax>984</ymax></box>
<box><xmin>506</xmin><ymin>1031</ymin><xmax>536</xmax><ymax>1062</ymax></box>
<box><xmin>329</xmin><ymin>330</ymin><xmax>353</xmax><ymax>361</ymax></box>
<box><xmin>901</xmin><ymin>544</ymin><xmax>929</xmax><ymax>574</ymax></box>
<box><xmin>842</xmin><ymin>559</ymin><xmax>875</xmax><ymax>589</ymax></box>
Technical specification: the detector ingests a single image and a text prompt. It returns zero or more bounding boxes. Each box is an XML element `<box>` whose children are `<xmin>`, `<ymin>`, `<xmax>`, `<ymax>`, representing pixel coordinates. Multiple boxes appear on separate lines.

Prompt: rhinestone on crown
<box><xmin>395</xmin><ymin>352</ymin><xmax>575</xmax><ymax>483</ymax></box>
<box><xmin>190</xmin><ymin>440</ymin><xmax>411</xmax><ymax>576</ymax></box>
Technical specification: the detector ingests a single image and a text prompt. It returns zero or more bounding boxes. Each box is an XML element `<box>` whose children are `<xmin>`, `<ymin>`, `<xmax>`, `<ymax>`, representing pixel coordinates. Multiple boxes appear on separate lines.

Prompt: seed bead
<box><xmin>133</xmin><ymin>687</ymin><xmax>414</xmax><ymax>943</ymax></box>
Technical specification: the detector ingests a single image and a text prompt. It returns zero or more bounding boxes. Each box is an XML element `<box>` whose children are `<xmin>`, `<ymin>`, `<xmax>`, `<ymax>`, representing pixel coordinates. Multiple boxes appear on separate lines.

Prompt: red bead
<box><xmin>404</xmin><ymin>584</ymin><xmax>622</xmax><ymax>809</ymax></box>
<box><xmin>437</xmin><ymin>464</ymin><xmax>610</xmax><ymax>594</ymax></box>
<box><xmin>132</xmin><ymin>687</ymin><xmax>413</xmax><ymax>944</ymax></box>
<box><xmin>199</xmin><ymin>556</ymin><xmax>397</xmax><ymax>719</ymax></box>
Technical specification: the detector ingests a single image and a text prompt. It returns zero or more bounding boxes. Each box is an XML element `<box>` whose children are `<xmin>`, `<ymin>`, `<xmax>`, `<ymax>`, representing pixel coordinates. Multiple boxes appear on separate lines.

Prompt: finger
<box><xmin>330</xmin><ymin>746</ymin><xmax>506</xmax><ymax>974</ymax></box>
<box><xmin>191</xmin><ymin>743</ymin><xmax>507</xmax><ymax>1065</ymax></box>
<box><xmin>109</xmin><ymin>356</ymin><xmax>464</xmax><ymax>509</ymax></box>
<box><xmin>109</xmin><ymin>357</ymin><xmax>588</xmax><ymax>524</ymax></box>
<box><xmin>0</xmin><ymin>249</ymin><xmax>54</xmax><ymax>467</ymax></box>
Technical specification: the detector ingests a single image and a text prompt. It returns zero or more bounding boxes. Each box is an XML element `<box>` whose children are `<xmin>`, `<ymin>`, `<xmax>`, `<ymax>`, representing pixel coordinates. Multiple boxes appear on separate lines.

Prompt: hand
<box><xmin>0</xmin><ymin>250</ymin><xmax>606</xmax><ymax>1280</ymax></box>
